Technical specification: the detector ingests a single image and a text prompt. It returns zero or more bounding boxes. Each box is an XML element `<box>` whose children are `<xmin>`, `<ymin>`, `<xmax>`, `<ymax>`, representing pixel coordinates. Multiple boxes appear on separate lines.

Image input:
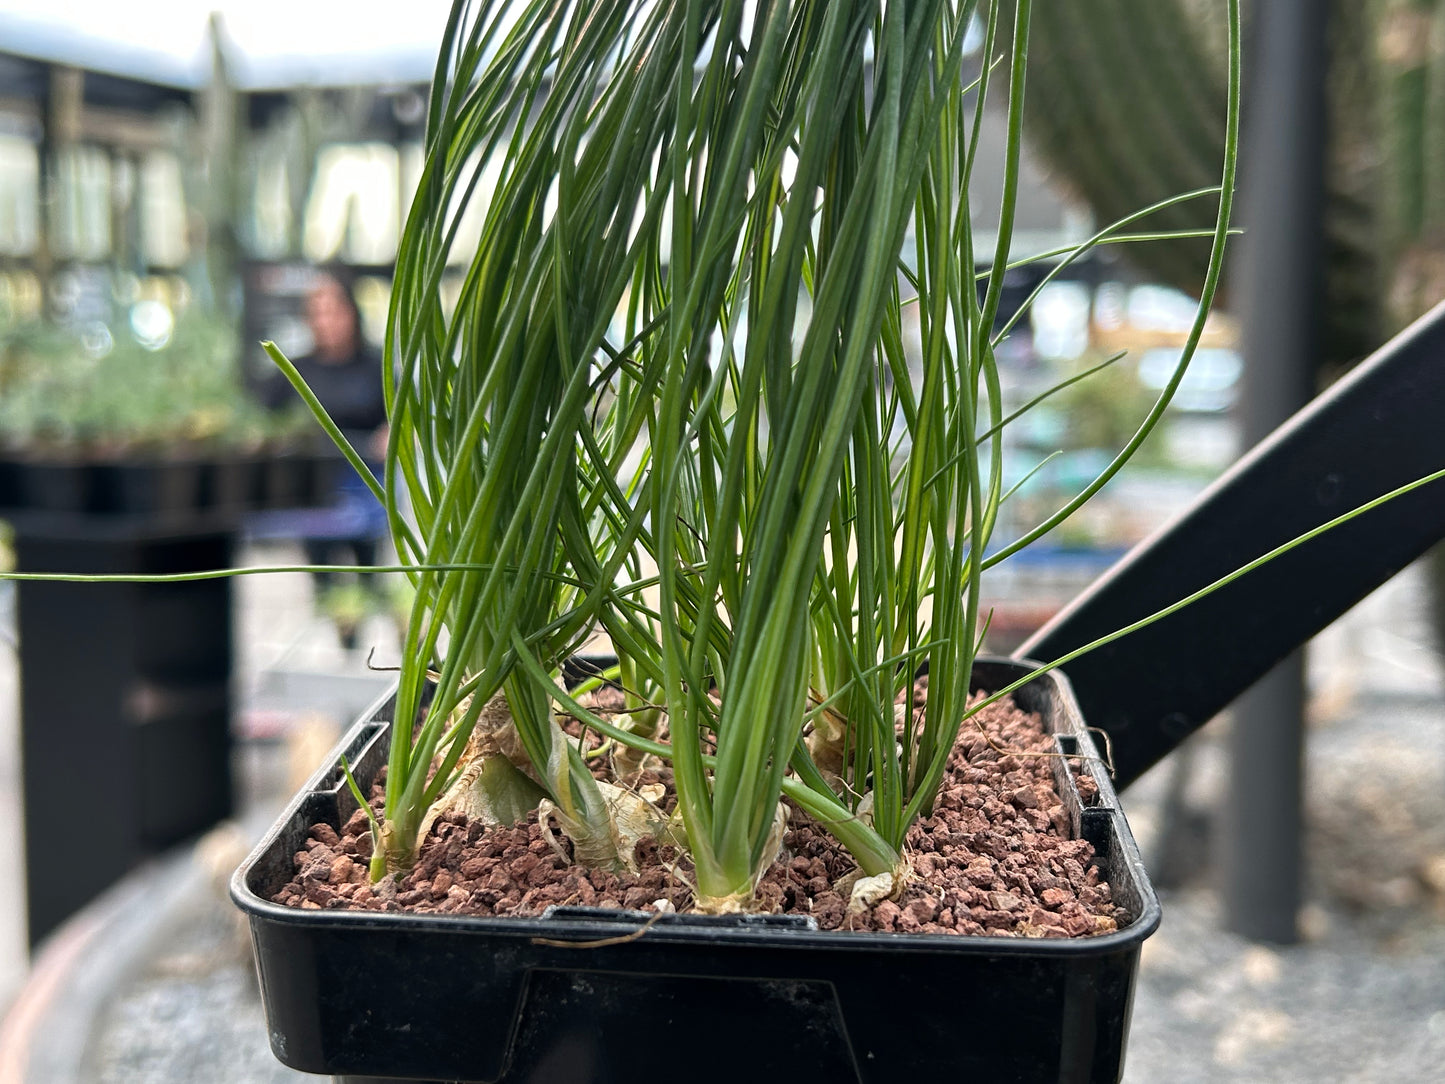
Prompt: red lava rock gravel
<box><xmin>273</xmin><ymin>692</ymin><xmax>1121</xmax><ymax>938</ymax></box>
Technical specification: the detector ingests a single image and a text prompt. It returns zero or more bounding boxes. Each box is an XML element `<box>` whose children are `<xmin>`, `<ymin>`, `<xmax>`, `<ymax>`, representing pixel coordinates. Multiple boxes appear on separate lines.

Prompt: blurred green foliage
<box><xmin>0</xmin><ymin>312</ymin><xmax>305</xmax><ymax>453</ymax></box>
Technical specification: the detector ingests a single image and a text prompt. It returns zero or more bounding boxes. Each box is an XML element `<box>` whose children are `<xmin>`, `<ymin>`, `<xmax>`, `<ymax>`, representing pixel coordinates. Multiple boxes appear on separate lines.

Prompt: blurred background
<box><xmin>0</xmin><ymin>2</ymin><xmax>1439</xmax><ymax>1082</ymax></box>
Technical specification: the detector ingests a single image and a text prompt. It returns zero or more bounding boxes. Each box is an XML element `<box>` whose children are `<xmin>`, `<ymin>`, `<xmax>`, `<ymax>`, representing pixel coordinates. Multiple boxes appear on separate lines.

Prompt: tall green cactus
<box><xmin>1380</xmin><ymin>0</ymin><xmax>1445</xmax><ymax>325</ymax></box>
<box><xmin>1021</xmin><ymin>0</ymin><xmax>1398</xmax><ymax>374</ymax></box>
<box><xmin>1023</xmin><ymin>2</ymin><xmax>1226</xmax><ymax>294</ymax></box>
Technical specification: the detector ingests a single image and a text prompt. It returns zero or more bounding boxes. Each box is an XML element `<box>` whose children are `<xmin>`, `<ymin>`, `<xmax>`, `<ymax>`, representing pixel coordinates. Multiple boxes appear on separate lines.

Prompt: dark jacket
<box><xmin>259</xmin><ymin>346</ymin><xmax>386</xmax><ymax>449</ymax></box>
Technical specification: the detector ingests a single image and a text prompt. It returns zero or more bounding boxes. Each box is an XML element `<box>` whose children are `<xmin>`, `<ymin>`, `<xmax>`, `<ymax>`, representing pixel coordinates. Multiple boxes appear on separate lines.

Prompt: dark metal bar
<box><xmin>1018</xmin><ymin>298</ymin><xmax>1445</xmax><ymax>792</ymax></box>
<box><xmin>1219</xmin><ymin>0</ymin><xmax>1330</xmax><ymax>943</ymax></box>
<box><xmin>1222</xmin><ymin>653</ymin><xmax>1306</xmax><ymax>940</ymax></box>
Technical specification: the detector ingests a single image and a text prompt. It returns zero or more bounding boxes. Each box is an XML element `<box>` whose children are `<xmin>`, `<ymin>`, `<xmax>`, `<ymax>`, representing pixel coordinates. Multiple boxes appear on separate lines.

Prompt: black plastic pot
<box><xmin>201</xmin><ymin>454</ymin><xmax>265</xmax><ymax>511</ymax></box>
<box><xmin>260</xmin><ymin>450</ymin><xmax>316</xmax><ymax>508</ymax></box>
<box><xmin>1</xmin><ymin>456</ymin><xmax>94</xmax><ymax>512</ymax></box>
<box><xmin>232</xmin><ymin>658</ymin><xmax>1159</xmax><ymax>1084</ymax></box>
<box><xmin>92</xmin><ymin>459</ymin><xmax>205</xmax><ymax>515</ymax></box>
<box><xmin>16</xmin><ymin>517</ymin><xmax>234</xmax><ymax>945</ymax></box>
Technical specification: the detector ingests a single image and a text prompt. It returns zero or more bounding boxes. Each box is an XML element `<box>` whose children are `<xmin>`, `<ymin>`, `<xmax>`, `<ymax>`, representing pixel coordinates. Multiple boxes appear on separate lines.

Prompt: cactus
<box><xmin>1022</xmin><ymin>1</ymin><xmax>1227</xmax><ymax>295</ymax></box>
<box><xmin>1380</xmin><ymin>0</ymin><xmax>1445</xmax><ymax>327</ymax></box>
<box><xmin>1019</xmin><ymin>0</ymin><xmax>1390</xmax><ymax>374</ymax></box>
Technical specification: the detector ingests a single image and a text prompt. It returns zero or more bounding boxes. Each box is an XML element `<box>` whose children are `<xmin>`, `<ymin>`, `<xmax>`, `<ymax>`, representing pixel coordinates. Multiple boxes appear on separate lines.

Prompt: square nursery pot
<box><xmin>1</xmin><ymin>455</ymin><xmax>94</xmax><ymax>513</ymax></box>
<box><xmin>91</xmin><ymin>459</ymin><xmax>205</xmax><ymax>515</ymax></box>
<box><xmin>259</xmin><ymin>449</ymin><xmax>317</xmax><ymax>508</ymax></box>
<box><xmin>232</xmin><ymin>657</ymin><xmax>1160</xmax><ymax>1084</ymax></box>
<box><xmin>201</xmin><ymin>454</ymin><xmax>265</xmax><ymax>512</ymax></box>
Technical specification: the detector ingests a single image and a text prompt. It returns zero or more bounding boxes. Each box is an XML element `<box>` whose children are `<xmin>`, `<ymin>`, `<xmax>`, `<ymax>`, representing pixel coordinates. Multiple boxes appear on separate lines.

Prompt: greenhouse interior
<box><xmin>0</xmin><ymin>3</ymin><xmax>1441</xmax><ymax>1082</ymax></box>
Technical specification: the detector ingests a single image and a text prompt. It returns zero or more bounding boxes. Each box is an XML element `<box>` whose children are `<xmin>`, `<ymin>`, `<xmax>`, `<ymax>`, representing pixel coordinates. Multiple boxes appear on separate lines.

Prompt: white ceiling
<box><xmin>0</xmin><ymin>0</ymin><xmax>459</xmax><ymax>89</ymax></box>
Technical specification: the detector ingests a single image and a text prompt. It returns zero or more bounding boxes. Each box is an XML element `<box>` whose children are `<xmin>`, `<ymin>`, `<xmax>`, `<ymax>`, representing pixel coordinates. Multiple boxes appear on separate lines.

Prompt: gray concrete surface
<box><xmin>1126</xmin><ymin>889</ymin><xmax>1445</xmax><ymax>1082</ymax></box>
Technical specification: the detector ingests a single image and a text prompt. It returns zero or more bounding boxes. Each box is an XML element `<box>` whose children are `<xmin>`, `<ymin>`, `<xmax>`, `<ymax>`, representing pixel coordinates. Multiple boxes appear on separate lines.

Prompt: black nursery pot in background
<box><xmin>0</xmin><ymin>444</ymin><xmax>335</xmax><ymax>945</ymax></box>
<box><xmin>232</xmin><ymin>658</ymin><xmax>1160</xmax><ymax>1084</ymax></box>
<box><xmin>201</xmin><ymin>454</ymin><xmax>265</xmax><ymax>512</ymax></box>
<box><xmin>91</xmin><ymin>459</ymin><xmax>205</xmax><ymax>516</ymax></box>
<box><xmin>16</xmin><ymin>519</ymin><xmax>235</xmax><ymax>945</ymax></box>
<box><xmin>0</xmin><ymin>449</ymin><xmax>345</xmax><ymax>517</ymax></box>
<box><xmin>7</xmin><ymin>456</ymin><xmax>93</xmax><ymax>513</ymax></box>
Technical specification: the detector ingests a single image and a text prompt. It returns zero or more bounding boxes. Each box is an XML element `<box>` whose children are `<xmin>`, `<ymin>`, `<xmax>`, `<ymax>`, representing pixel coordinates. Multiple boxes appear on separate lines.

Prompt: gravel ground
<box><xmin>86</xmin><ymin>900</ymin><xmax>306</xmax><ymax>1084</ymax></box>
<box><xmin>1126</xmin><ymin>889</ymin><xmax>1445</xmax><ymax>1083</ymax></box>
<box><xmin>1122</xmin><ymin>566</ymin><xmax>1445</xmax><ymax>1082</ymax></box>
<box><xmin>1120</xmin><ymin>713</ymin><xmax>1445</xmax><ymax>1084</ymax></box>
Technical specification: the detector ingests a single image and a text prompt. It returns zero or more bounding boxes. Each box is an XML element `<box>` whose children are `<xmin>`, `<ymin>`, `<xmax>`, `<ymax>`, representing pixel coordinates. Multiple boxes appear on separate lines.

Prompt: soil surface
<box><xmin>273</xmin><ymin>691</ymin><xmax>1121</xmax><ymax>937</ymax></box>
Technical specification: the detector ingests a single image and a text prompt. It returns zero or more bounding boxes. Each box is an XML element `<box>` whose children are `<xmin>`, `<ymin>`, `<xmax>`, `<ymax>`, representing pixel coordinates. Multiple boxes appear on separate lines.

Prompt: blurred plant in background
<box><xmin>0</xmin><ymin>308</ymin><xmax>297</xmax><ymax>456</ymax></box>
<box><xmin>1021</xmin><ymin>0</ymin><xmax>1445</xmax><ymax>370</ymax></box>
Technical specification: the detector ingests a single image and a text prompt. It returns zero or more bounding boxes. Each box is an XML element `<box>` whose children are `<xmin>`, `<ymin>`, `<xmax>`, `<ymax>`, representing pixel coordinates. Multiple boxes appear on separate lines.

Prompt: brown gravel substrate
<box><xmin>273</xmin><ymin>692</ymin><xmax>1121</xmax><ymax>938</ymax></box>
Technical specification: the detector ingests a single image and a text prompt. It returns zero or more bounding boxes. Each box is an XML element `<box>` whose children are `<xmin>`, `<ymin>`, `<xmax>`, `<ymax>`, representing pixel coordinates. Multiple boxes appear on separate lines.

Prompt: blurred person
<box><xmin>255</xmin><ymin>268</ymin><xmax>389</xmax><ymax>639</ymax></box>
<box><xmin>260</xmin><ymin>268</ymin><xmax>387</xmax><ymax>461</ymax></box>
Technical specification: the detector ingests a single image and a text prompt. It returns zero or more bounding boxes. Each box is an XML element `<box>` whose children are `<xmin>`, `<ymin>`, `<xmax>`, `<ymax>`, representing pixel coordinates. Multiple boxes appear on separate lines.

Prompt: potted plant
<box><xmin>0</xmin><ymin>313</ymin><xmax>236</xmax><ymax>517</ymax></box>
<box><xmin>0</xmin><ymin>309</ymin><xmax>288</xmax><ymax>515</ymax></box>
<box><xmin>0</xmin><ymin>305</ymin><xmax>341</xmax><ymax>942</ymax></box>
<box><xmin>226</xmin><ymin>1</ymin><xmax>1251</xmax><ymax>1080</ymax></box>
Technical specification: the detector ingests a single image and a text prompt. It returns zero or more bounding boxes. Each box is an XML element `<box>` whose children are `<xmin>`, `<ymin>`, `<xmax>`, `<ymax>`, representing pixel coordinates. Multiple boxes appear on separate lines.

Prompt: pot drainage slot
<box><xmin>508</xmin><ymin>969</ymin><xmax>858</xmax><ymax>1082</ymax></box>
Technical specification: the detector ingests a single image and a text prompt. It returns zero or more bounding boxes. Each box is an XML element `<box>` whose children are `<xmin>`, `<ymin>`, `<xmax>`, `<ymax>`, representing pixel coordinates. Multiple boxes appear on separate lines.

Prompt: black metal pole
<box><xmin>1219</xmin><ymin>0</ymin><xmax>1330</xmax><ymax>944</ymax></box>
<box><xmin>1222</xmin><ymin>653</ymin><xmax>1307</xmax><ymax>941</ymax></box>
